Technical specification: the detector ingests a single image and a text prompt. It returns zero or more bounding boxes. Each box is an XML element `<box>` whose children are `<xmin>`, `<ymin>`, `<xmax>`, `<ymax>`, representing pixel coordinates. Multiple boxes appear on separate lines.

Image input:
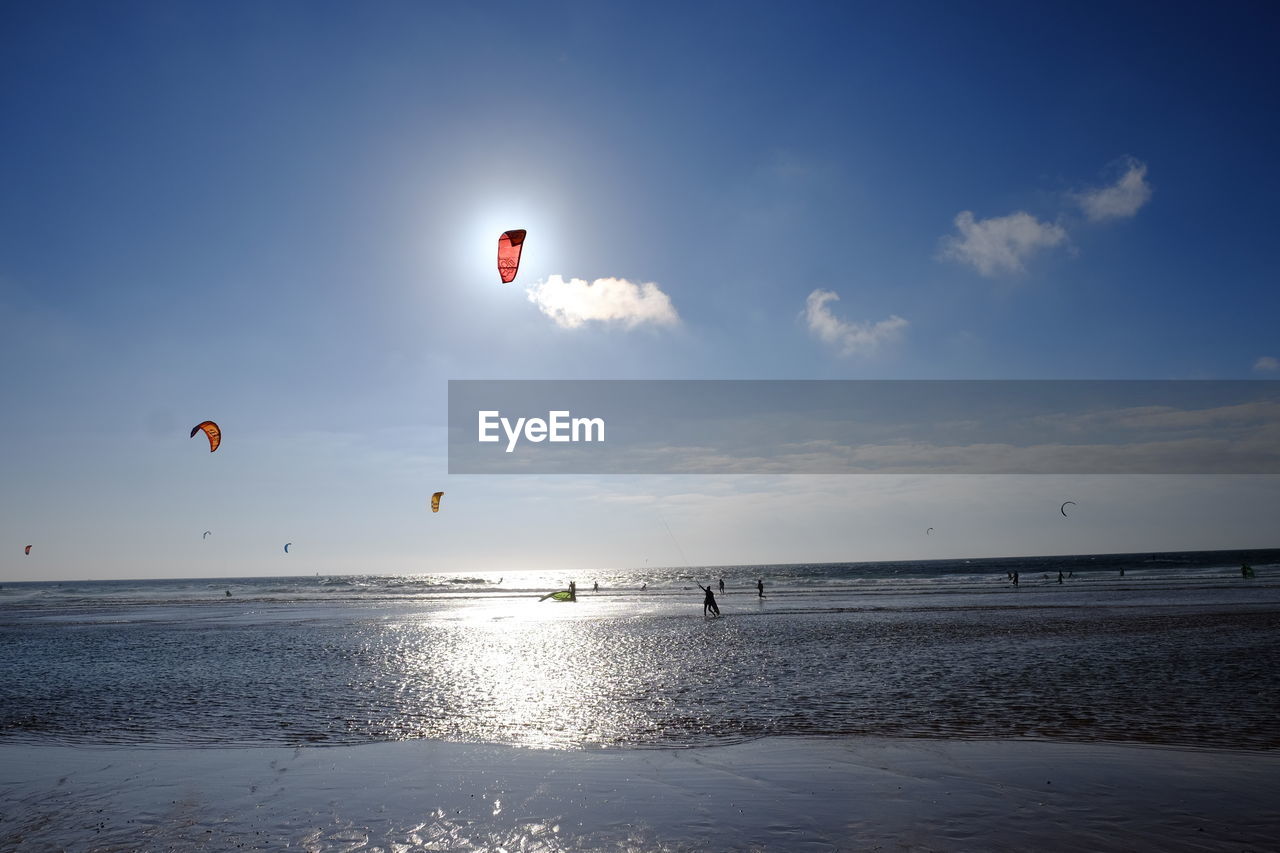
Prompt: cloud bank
<box><xmin>1074</xmin><ymin>158</ymin><xmax>1153</xmax><ymax>222</ymax></box>
<box><xmin>1255</xmin><ymin>356</ymin><xmax>1279</xmax><ymax>372</ymax></box>
<box><xmin>527</xmin><ymin>275</ymin><xmax>680</xmax><ymax>330</ymax></box>
<box><xmin>940</xmin><ymin>211</ymin><xmax>1068</xmax><ymax>276</ymax></box>
<box><xmin>805</xmin><ymin>289</ymin><xmax>907</xmax><ymax>356</ymax></box>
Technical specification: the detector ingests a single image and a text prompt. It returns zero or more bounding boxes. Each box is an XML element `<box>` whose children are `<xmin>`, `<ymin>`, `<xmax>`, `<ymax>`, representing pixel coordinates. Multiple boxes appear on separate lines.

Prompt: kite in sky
<box><xmin>284</xmin><ymin>543</ymin><xmax>291</xmax><ymax>553</ymax></box>
<box><xmin>1061</xmin><ymin>501</ymin><xmax>1077</xmax><ymax>517</ymax></box>
<box><xmin>497</xmin><ymin>230</ymin><xmax>526</xmax><ymax>283</ymax></box>
<box><xmin>190</xmin><ymin>420</ymin><xmax>221</xmax><ymax>452</ymax></box>
<box><xmin>431</xmin><ymin>491</ymin><xmax>444</xmax><ymax>513</ymax></box>
<box><xmin>24</xmin><ymin>545</ymin><xmax>32</xmax><ymax>555</ymax></box>
<box><xmin>203</xmin><ymin>531</ymin><xmax>212</xmax><ymax>539</ymax></box>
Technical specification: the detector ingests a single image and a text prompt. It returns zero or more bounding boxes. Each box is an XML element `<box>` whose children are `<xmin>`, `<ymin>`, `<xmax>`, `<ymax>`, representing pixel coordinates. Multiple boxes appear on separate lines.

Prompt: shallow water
<box><xmin>2</xmin><ymin>551</ymin><xmax>1278</xmax><ymax>751</ymax></box>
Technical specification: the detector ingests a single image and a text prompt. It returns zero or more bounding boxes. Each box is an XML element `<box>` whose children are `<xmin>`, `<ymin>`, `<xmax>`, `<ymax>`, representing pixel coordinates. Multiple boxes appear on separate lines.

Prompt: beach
<box><xmin>3</xmin><ymin>738</ymin><xmax>1278</xmax><ymax>851</ymax></box>
<box><xmin>3</xmin><ymin>553</ymin><xmax>1279</xmax><ymax>850</ymax></box>
<box><xmin>6</xmin><ymin>0</ymin><xmax>1279</xmax><ymax>846</ymax></box>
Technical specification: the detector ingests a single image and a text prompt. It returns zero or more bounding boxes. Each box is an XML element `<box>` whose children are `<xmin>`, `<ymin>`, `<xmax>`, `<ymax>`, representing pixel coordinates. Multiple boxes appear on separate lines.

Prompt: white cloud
<box><xmin>1074</xmin><ymin>158</ymin><xmax>1152</xmax><ymax>222</ymax></box>
<box><xmin>805</xmin><ymin>289</ymin><xmax>907</xmax><ymax>357</ymax></box>
<box><xmin>1254</xmin><ymin>356</ymin><xmax>1279</xmax><ymax>372</ymax></box>
<box><xmin>526</xmin><ymin>275</ymin><xmax>680</xmax><ymax>330</ymax></box>
<box><xmin>940</xmin><ymin>210</ymin><xmax>1068</xmax><ymax>276</ymax></box>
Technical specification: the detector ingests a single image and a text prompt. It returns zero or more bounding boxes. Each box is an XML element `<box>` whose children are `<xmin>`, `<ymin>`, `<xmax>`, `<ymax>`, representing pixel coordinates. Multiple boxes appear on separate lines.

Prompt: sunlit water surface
<box><xmin>2</xmin><ymin>551</ymin><xmax>1278</xmax><ymax>750</ymax></box>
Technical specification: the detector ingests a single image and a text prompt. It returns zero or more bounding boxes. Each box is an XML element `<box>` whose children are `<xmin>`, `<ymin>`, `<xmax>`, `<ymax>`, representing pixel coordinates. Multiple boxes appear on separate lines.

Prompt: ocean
<box><xmin>3</xmin><ymin>549</ymin><xmax>1278</xmax><ymax>752</ymax></box>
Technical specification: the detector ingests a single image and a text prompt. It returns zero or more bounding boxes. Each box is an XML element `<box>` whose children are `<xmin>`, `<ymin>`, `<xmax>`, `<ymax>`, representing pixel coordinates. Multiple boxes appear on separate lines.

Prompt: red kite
<box><xmin>497</xmin><ymin>230</ymin><xmax>526</xmax><ymax>283</ymax></box>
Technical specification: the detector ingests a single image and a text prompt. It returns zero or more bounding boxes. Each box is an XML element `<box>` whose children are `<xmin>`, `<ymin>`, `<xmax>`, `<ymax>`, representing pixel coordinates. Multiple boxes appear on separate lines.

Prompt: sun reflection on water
<box><xmin>9</xmin><ymin>581</ymin><xmax>1275</xmax><ymax>750</ymax></box>
<box><xmin>376</xmin><ymin>598</ymin><xmax>658</xmax><ymax>749</ymax></box>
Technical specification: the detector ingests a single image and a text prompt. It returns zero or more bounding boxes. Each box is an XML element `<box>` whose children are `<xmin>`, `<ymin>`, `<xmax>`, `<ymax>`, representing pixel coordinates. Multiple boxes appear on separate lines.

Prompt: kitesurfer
<box><xmin>1058</xmin><ymin>571</ymin><xmax>1064</xmax><ymax>584</ymax></box>
<box><xmin>1012</xmin><ymin>571</ymin><xmax>1019</xmax><ymax>587</ymax></box>
<box><xmin>718</xmin><ymin>578</ymin><xmax>725</xmax><ymax>593</ymax></box>
<box><xmin>593</xmin><ymin>581</ymin><xmax>599</xmax><ymax>592</ymax></box>
<box><xmin>569</xmin><ymin>581</ymin><xmax>577</xmax><ymax>601</ymax></box>
<box><xmin>697</xmin><ymin>582</ymin><xmax>721</xmax><ymax>617</ymax></box>
<box><xmin>757</xmin><ymin>579</ymin><xmax>764</xmax><ymax>598</ymax></box>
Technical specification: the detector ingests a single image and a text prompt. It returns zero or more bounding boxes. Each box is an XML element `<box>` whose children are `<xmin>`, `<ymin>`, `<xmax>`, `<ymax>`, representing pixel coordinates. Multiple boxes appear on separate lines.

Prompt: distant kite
<box><xmin>1061</xmin><ymin>501</ymin><xmax>1077</xmax><ymax>517</ymax></box>
<box><xmin>284</xmin><ymin>543</ymin><xmax>291</xmax><ymax>553</ymax></box>
<box><xmin>190</xmin><ymin>420</ymin><xmax>221</xmax><ymax>452</ymax></box>
<box><xmin>24</xmin><ymin>545</ymin><xmax>32</xmax><ymax>555</ymax></box>
<box><xmin>431</xmin><ymin>491</ymin><xmax>444</xmax><ymax>513</ymax></box>
<box><xmin>203</xmin><ymin>531</ymin><xmax>212</xmax><ymax>539</ymax></box>
<box><xmin>926</xmin><ymin>528</ymin><xmax>934</xmax><ymax>535</ymax></box>
<box><xmin>497</xmin><ymin>230</ymin><xmax>526</xmax><ymax>283</ymax></box>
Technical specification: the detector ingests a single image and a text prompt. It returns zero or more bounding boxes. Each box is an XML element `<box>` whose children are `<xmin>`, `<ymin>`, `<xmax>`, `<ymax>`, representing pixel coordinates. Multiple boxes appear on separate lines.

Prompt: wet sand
<box><xmin>3</xmin><ymin>737</ymin><xmax>1277</xmax><ymax>851</ymax></box>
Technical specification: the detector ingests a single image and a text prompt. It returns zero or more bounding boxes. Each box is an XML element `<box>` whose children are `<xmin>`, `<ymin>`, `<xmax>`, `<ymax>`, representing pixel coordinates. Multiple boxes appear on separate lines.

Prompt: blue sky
<box><xmin>3</xmin><ymin>1</ymin><xmax>1277</xmax><ymax>581</ymax></box>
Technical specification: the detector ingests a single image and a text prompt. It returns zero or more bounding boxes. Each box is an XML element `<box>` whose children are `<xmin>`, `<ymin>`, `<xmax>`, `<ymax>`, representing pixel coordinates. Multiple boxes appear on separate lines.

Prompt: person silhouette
<box><xmin>697</xmin><ymin>582</ymin><xmax>721</xmax><ymax>616</ymax></box>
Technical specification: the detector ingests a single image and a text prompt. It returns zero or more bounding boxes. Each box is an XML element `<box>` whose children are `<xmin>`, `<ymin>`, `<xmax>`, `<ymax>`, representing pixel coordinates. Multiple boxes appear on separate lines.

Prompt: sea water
<box><xmin>2</xmin><ymin>549</ymin><xmax>1278</xmax><ymax>751</ymax></box>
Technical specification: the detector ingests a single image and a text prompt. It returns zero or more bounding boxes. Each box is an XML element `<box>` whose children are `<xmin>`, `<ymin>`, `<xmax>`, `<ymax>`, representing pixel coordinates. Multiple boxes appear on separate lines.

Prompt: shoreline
<box><xmin>4</xmin><ymin>544</ymin><xmax>1277</xmax><ymax>590</ymax></box>
<box><xmin>4</xmin><ymin>736</ymin><xmax>1277</xmax><ymax>851</ymax></box>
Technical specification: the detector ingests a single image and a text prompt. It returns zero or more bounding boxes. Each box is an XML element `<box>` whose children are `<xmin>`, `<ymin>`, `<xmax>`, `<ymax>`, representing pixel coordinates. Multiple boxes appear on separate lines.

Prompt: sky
<box><xmin>2</xmin><ymin>0</ymin><xmax>1278</xmax><ymax>581</ymax></box>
